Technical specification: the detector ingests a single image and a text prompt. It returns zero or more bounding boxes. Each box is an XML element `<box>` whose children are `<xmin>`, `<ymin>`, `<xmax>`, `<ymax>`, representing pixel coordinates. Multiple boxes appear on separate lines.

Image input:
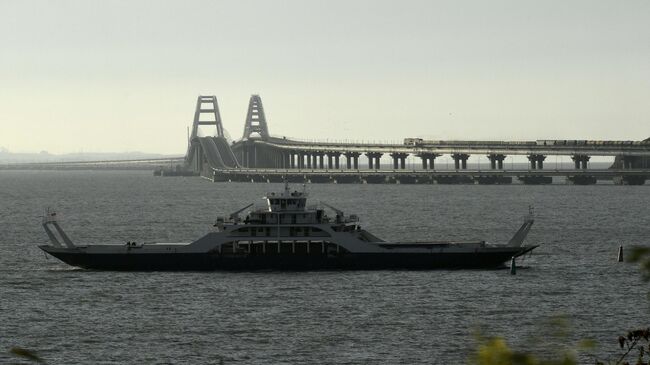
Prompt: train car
<box><xmin>403</xmin><ymin>138</ymin><xmax>423</xmax><ymax>146</ymax></box>
<box><xmin>536</xmin><ymin>140</ymin><xmax>557</xmax><ymax>146</ymax></box>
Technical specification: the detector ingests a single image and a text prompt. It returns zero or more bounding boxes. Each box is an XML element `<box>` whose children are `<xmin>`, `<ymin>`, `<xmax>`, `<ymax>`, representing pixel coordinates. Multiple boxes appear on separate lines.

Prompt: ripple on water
<box><xmin>0</xmin><ymin>171</ymin><xmax>649</xmax><ymax>364</ymax></box>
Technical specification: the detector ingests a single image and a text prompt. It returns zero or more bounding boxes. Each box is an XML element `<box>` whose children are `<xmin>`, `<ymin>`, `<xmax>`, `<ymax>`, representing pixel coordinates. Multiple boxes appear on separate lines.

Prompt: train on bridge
<box><xmin>403</xmin><ymin>138</ymin><xmax>650</xmax><ymax>147</ymax></box>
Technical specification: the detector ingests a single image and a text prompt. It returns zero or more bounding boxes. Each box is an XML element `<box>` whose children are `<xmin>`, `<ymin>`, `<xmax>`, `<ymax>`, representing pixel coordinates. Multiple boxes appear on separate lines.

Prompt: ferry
<box><xmin>39</xmin><ymin>184</ymin><xmax>538</xmax><ymax>270</ymax></box>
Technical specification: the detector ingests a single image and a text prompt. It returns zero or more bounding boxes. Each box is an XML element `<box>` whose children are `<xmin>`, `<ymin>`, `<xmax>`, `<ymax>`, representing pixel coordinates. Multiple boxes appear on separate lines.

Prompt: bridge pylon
<box><xmin>190</xmin><ymin>95</ymin><xmax>224</xmax><ymax>140</ymax></box>
<box><xmin>242</xmin><ymin>94</ymin><xmax>270</xmax><ymax>140</ymax></box>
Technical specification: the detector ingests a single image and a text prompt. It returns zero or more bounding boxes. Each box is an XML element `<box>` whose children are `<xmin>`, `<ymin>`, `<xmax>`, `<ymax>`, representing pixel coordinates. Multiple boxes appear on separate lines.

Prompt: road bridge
<box><xmin>182</xmin><ymin>94</ymin><xmax>649</xmax><ymax>185</ymax></box>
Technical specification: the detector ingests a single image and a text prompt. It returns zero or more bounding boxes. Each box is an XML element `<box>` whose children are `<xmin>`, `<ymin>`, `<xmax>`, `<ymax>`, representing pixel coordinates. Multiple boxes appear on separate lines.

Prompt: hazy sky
<box><xmin>1</xmin><ymin>0</ymin><xmax>649</xmax><ymax>154</ymax></box>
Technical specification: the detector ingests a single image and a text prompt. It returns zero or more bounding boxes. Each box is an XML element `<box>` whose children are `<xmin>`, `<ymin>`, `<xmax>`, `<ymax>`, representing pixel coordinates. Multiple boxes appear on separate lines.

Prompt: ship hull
<box><xmin>41</xmin><ymin>247</ymin><xmax>532</xmax><ymax>271</ymax></box>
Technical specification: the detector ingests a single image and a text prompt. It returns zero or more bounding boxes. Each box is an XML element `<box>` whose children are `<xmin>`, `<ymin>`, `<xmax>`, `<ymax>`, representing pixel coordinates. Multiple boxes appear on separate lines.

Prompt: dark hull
<box><xmin>43</xmin><ymin>249</ymin><xmax>530</xmax><ymax>271</ymax></box>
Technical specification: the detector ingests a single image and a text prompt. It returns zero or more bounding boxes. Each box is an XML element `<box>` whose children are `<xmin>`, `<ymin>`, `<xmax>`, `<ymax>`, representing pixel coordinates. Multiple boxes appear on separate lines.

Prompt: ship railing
<box><xmin>347</xmin><ymin>215</ymin><xmax>359</xmax><ymax>223</ymax></box>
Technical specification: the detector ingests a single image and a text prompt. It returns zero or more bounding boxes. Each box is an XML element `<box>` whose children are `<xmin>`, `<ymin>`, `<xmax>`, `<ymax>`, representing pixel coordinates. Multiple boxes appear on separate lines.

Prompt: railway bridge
<box><xmin>183</xmin><ymin>95</ymin><xmax>650</xmax><ymax>185</ymax></box>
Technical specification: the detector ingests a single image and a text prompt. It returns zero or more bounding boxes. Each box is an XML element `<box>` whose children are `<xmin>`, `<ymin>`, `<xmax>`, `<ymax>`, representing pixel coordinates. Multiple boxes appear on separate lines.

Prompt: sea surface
<box><xmin>1</xmin><ymin>170</ymin><xmax>649</xmax><ymax>364</ymax></box>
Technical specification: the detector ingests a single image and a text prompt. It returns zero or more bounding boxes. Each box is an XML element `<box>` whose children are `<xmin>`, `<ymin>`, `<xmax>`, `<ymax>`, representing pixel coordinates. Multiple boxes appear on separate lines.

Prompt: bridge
<box><xmin>181</xmin><ymin>95</ymin><xmax>650</xmax><ymax>185</ymax></box>
<box><xmin>3</xmin><ymin>157</ymin><xmax>185</xmax><ymax>171</ymax></box>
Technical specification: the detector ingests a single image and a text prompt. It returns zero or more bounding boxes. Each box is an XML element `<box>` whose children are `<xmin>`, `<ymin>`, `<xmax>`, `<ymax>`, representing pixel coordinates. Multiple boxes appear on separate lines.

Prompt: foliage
<box><xmin>598</xmin><ymin>329</ymin><xmax>650</xmax><ymax>365</ymax></box>
<box><xmin>472</xmin><ymin>335</ymin><xmax>577</xmax><ymax>365</ymax></box>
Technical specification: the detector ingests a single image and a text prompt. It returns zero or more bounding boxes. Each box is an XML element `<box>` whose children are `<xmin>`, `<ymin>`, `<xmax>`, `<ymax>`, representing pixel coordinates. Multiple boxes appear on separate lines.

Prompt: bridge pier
<box><xmin>487</xmin><ymin>154</ymin><xmax>506</xmax><ymax>170</ymax></box>
<box><xmin>390</xmin><ymin>153</ymin><xmax>408</xmax><ymax>169</ymax></box>
<box><xmin>366</xmin><ymin>152</ymin><xmax>383</xmax><ymax>170</ymax></box>
<box><xmin>344</xmin><ymin>152</ymin><xmax>360</xmax><ymax>169</ymax></box>
<box><xmin>296</xmin><ymin>152</ymin><xmax>303</xmax><ymax>169</ymax></box>
<box><xmin>567</xmin><ymin>175</ymin><xmax>597</xmax><ymax>185</ymax></box>
<box><xmin>451</xmin><ymin>153</ymin><xmax>469</xmax><ymax>170</ymax></box>
<box><xmin>305</xmin><ymin>152</ymin><xmax>312</xmax><ymax>169</ymax></box>
<box><xmin>194</xmin><ymin>144</ymin><xmax>203</xmax><ymax>172</ymax></box>
<box><xmin>614</xmin><ymin>155</ymin><xmax>647</xmax><ymax>184</ymax></box>
<box><xmin>318</xmin><ymin>153</ymin><xmax>324</xmax><ymax>169</ymax></box>
<box><xmin>417</xmin><ymin>153</ymin><xmax>440</xmax><ymax>170</ymax></box>
<box><xmin>571</xmin><ymin>154</ymin><xmax>590</xmax><ymax>169</ymax></box>
<box><xmin>614</xmin><ymin>175</ymin><xmax>647</xmax><ymax>185</ymax></box>
<box><xmin>327</xmin><ymin>152</ymin><xmax>341</xmax><ymax>170</ymax></box>
<box><xmin>518</xmin><ymin>175</ymin><xmax>553</xmax><ymax>185</ymax></box>
<box><xmin>621</xmin><ymin>155</ymin><xmax>641</xmax><ymax>169</ymax></box>
<box><xmin>327</xmin><ymin>152</ymin><xmax>342</xmax><ymax>169</ymax></box>
<box><xmin>280</xmin><ymin>151</ymin><xmax>289</xmax><ymax>169</ymax></box>
<box><xmin>289</xmin><ymin>152</ymin><xmax>296</xmax><ymax>168</ymax></box>
<box><xmin>299</xmin><ymin>153</ymin><xmax>306</xmax><ymax>169</ymax></box>
<box><xmin>527</xmin><ymin>154</ymin><xmax>546</xmax><ymax>170</ymax></box>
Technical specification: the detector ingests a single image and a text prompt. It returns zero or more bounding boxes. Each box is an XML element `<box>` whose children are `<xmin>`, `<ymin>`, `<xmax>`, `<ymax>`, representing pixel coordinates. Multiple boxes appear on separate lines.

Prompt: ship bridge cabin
<box><xmin>246</xmin><ymin>189</ymin><xmax>323</xmax><ymax>225</ymax></box>
<box><xmin>266</xmin><ymin>189</ymin><xmax>308</xmax><ymax>212</ymax></box>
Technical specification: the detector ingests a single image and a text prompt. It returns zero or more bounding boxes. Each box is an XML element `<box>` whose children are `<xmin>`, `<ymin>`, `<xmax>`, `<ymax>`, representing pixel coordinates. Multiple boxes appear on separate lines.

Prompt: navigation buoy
<box><xmin>510</xmin><ymin>257</ymin><xmax>516</xmax><ymax>275</ymax></box>
<box><xmin>617</xmin><ymin>245</ymin><xmax>624</xmax><ymax>262</ymax></box>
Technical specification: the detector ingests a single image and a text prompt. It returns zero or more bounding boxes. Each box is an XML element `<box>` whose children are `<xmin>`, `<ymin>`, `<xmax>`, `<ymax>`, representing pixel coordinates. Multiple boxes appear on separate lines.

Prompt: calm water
<box><xmin>1</xmin><ymin>170</ymin><xmax>648</xmax><ymax>364</ymax></box>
